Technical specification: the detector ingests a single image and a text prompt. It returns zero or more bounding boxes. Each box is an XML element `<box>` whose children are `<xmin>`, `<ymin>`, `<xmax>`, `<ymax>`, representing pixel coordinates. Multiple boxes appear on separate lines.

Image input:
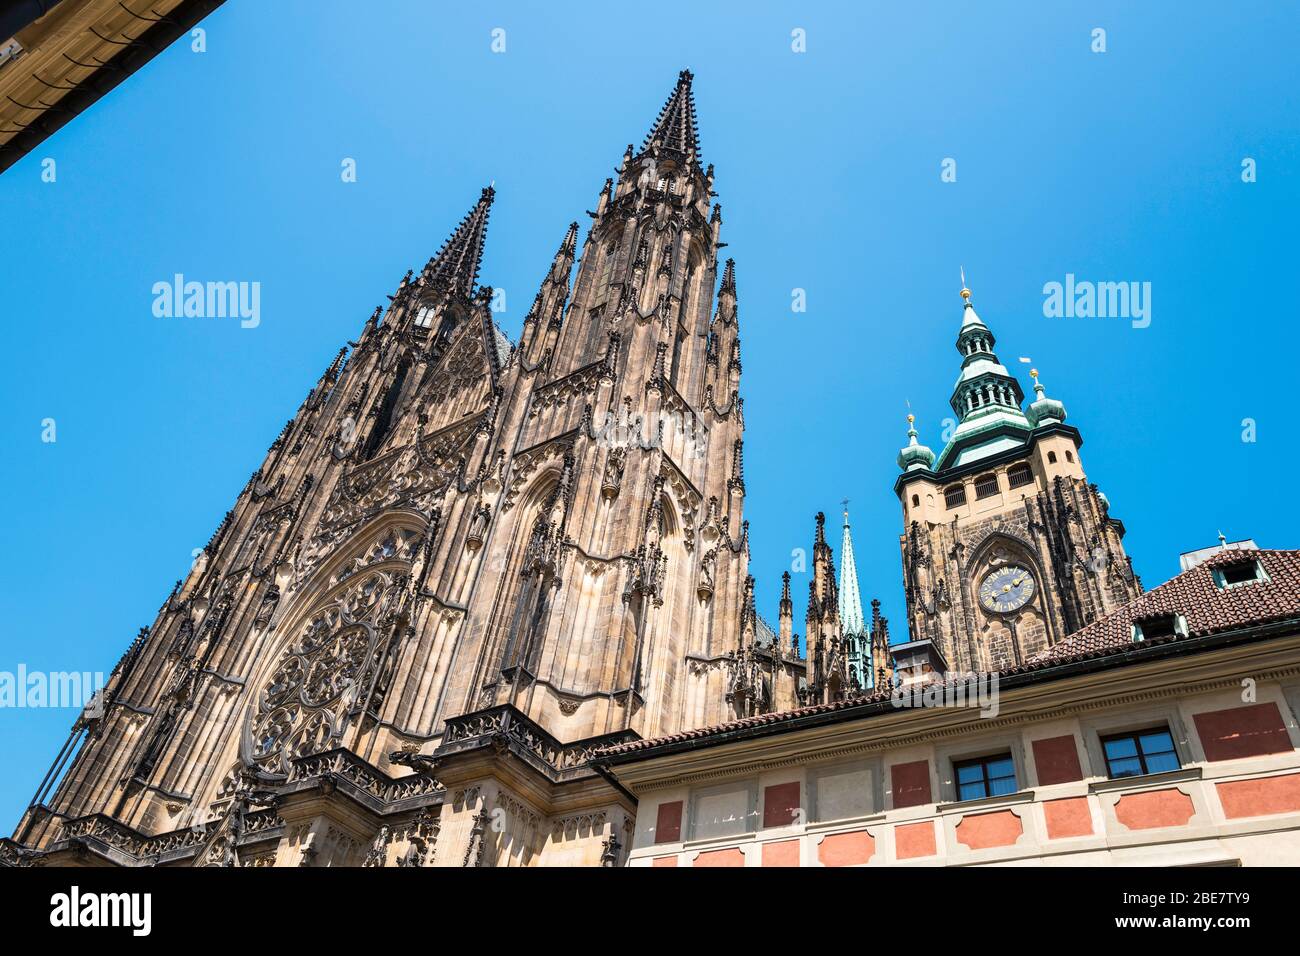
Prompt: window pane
<box><xmin>1107</xmin><ymin>756</ymin><xmax>1143</xmax><ymax>778</ymax></box>
<box><xmin>814</xmin><ymin>767</ymin><xmax>871</xmax><ymax>822</ymax></box>
<box><xmin>986</xmin><ymin>757</ymin><xmax>1015</xmax><ymax>779</ymax></box>
<box><xmin>957</xmin><ymin>763</ymin><xmax>984</xmax><ymax>784</ymax></box>
<box><xmin>1145</xmin><ymin>751</ymin><xmax>1180</xmax><ymax>774</ymax></box>
<box><xmin>1104</xmin><ymin>737</ymin><xmax>1138</xmax><ymax>759</ymax></box>
<box><xmin>988</xmin><ymin>775</ymin><xmax>1017</xmax><ymax>797</ymax></box>
<box><xmin>1138</xmin><ymin>731</ymin><xmax>1175</xmax><ymax>755</ymax></box>
<box><xmin>958</xmin><ymin>780</ymin><xmax>987</xmax><ymax>801</ymax></box>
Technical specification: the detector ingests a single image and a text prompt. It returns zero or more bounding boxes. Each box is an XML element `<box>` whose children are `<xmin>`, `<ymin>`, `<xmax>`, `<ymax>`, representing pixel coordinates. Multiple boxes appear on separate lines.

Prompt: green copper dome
<box><xmin>898</xmin><ymin>415</ymin><xmax>936</xmax><ymax>471</ymax></box>
<box><xmin>1025</xmin><ymin>370</ymin><xmax>1067</xmax><ymax>427</ymax></box>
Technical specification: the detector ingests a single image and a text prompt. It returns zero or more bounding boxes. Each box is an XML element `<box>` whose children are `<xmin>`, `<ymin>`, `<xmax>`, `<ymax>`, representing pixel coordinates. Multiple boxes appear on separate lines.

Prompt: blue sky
<box><xmin>2</xmin><ymin>1</ymin><xmax>1297</xmax><ymax>826</ymax></box>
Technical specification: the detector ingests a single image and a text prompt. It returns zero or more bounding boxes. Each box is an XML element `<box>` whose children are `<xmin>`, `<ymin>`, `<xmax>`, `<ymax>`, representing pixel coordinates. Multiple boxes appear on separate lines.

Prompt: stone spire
<box><xmin>641</xmin><ymin>69</ymin><xmax>701</xmax><ymax>162</ymax></box>
<box><xmin>719</xmin><ymin>257</ymin><xmax>736</xmax><ymax>296</ymax></box>
<box><xmin>422</xmin><ymin>185</ymin><xmax>494</xmax><ymax>297</ymax></box>
<box><xmin>521</xmin><ymin>219</ymin><xmax>580</xmax><ymax>363</ymax></box>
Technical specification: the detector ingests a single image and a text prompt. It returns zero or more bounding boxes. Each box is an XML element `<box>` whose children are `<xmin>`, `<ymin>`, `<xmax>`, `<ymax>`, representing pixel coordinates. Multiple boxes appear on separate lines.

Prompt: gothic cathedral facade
<box><xmin>9</xmin><ymin>72</ymin><xmax>809</xmax><ymax>868</ymax></box>
<box><xmin>7</xmin><ymin>72</ymin><xmax>1144</xmax><ymax>870</ymax></box>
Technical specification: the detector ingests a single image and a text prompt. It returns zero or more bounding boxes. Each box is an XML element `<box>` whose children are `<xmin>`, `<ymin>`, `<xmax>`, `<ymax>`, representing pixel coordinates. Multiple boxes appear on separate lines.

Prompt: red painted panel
<box><xmin>1194</xmin><ymin>703</ymin><xmax>1293</xmax><ymax>762</ymax></box>
<box><xmin>1217</xmin><ymin>773</ymin><xmax>1300</xmax><ymax>819</ymax></box>
<box><xmin>1043</xmin><ymin>797</ymin><xmax>1093</xmax><ymax>839</ymax></box>
<box><xmin>818</xmin><ymin>830</ymin><xmax>874</xmax><ymax>867</ymax></box>
<box><xmin>762</xmin><ymin>839</ymin><xmax>801</xmax><ymax>867</ymax></box>
<box><xmin>891</xmin><ymin>760</ymin><xmax>932</xmax><ymax>809</ymax></box>
<box><xmin>1113</xmin><ymin>788</ymin><xmax>1195</xmax><ymax>830</ymax></box>
<box><xmin>654</xmin><ymin>800</ymin><xmax>683</xmax><ymax>844</ymax></box>
<box><xmin>652</xmin><ymin>855</ymin><xmax>678</xmax><ymax>867</ymax></box>
<box><xmin>895</xmin><ymin>821</ymin><xmax>937</xmax><ymax>859</ymax></box>
<box><xmin>1032</xmin><ymin>735</ymin><xmax>1084</xmax><ymax>785</ymax></box>
<box><xmin>954</xmin><ymin>810</ymin><xmax>1023</xmax><ymax>850</ymax></box>
<box><xmin>763</xmin><ymin>781</ymin><xmax>802</xmax><ymax>829</ymax></box>
<box><xmin>694</xmin><ymin>848</ymin><xmax>745</xmax><ymax>867</ymax></box>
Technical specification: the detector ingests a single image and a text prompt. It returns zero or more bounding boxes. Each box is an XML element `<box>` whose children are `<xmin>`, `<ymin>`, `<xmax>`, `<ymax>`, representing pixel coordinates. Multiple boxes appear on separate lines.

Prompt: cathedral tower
<box><xmin>12</xmin><ymin>71</ymin><xmax>801</xmax><ymax>868</ymax></box>
<box><xmin>895</xmin><ymin>281</ymin><xmax>1142</xmax><ymax>673</ymax></box>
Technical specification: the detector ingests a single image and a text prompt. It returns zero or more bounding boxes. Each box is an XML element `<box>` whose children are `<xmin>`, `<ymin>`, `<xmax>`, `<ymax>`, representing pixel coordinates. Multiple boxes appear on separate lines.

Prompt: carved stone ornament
<box><xmin>244</xmin><ymin>570</ymin><xmax>402</xmax><ymax>779</ymax></box>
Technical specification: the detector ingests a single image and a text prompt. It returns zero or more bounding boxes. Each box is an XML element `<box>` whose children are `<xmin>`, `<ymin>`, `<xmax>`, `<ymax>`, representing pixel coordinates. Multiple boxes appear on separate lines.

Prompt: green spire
<box><xmin>837</xmin><ymin>502</ymin><xmax>865</xmax><ymax>637</ymax></box>
<box><xmin>934</xmin><ymin>277</ymin><xmax>1033</xmax><ymax>470</ymax></box>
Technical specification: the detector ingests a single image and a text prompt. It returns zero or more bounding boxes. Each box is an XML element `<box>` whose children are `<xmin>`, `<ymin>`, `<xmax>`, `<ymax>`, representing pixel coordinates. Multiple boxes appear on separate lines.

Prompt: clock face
<box><xmin>979</xmin><ymin>565</ymin><xmax>1036</xmax><ymax>614</ymax></box>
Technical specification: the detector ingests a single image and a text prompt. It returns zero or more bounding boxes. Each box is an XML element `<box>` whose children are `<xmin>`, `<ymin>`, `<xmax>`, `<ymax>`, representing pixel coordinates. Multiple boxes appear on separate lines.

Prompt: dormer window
<box><xmin>1213</xmin><ymin>560</ymin><xmax>1268</xmax><ymax>590</ymax></box>
<box><xmin>944</xmin><ymin>485</ymin><xmax>967</xmax><ymax>509</ymax></box>
<box><xmin>1132</xmin><ymin>613</ymin><xmax>1187</xmax><ymax>643</ymax></box>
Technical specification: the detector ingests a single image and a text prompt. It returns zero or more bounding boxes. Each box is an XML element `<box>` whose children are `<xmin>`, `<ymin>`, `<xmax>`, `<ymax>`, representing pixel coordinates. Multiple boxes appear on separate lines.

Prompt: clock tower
<box><xmin>893</xmin><ymin>281</ymin><xmax>1142</xmax><ymax>673</ymax></box>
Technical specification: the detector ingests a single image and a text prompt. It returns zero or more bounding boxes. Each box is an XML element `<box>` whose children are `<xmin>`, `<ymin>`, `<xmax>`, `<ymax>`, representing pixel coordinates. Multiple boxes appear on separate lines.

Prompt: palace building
<box><xmin>602</xmin><ymin>546</ymin><xmax>1300</xmax><ymax>868</ymax></box>
<box><xmin>5</xmin><ymin>71</ymin><xmax>1299</xmax><ymax>869</ymax></box>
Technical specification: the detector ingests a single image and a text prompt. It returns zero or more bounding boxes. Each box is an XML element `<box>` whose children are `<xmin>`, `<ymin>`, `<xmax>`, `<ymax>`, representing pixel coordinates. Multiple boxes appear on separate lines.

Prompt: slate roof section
<box><xmin>597</xmin><ymin>548</ymin><xmax>1300</xmax><ymax>759</ymax></box>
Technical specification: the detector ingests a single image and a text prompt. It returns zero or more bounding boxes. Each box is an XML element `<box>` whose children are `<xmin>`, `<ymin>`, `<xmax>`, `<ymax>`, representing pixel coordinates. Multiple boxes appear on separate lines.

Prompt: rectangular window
<box><xmin>944</xmin><ymin>485</ymin><xmax>967</xmax><ymax>509</ymax></box>
<box><xmin>690</xmin><ymin>783</ymin><xmax>755</xmax><ymax>840</ymax></box>
<box><xmin>811</xmin><ymin>764</ymin><xmax>872</xmax><ymax>822</ymax></box>
<box><xmin>1215</xmin><ymin>560</ymin><xmax>1265</xmax><ymax>588</ymax></box>
<box><xmin>1101</xmin><ymin>728</ymin><xmax>1180</xmax><ymax>778</ymax></box>
<box><xmin>1132</xmin><ymin>614</ymin><xmax>1182</xmax><ymax>642</ymax></box>
<box><xmin>953</xmin><ymin>754</ymin><xmax>1017</xmax><ymax>801</ymax></box>
<box><xmin>974</xmin><ymin>473</ymin><xmax>1000</xmax><ymax>499</ymax></box>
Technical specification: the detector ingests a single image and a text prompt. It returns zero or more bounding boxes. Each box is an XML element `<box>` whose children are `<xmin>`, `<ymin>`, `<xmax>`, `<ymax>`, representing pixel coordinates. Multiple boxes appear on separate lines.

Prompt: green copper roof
<box><xmin>936</xmin><ymin>287</ymin><xmax>1032</xmax><ymax>471</ymax></box>
<box><xmin>899</xmin><ymin>281</ymin><xmax>1075</xmax><ymax>477</ymax></box>
<box><xmin>837</xmin><ymin>506</ymin><xmax>865</xmax><ymax>637</ymax></box>
<box><xmin>897</xmin><ymin>417</ymin><xmax>936</xmax><ymax>471</ymax></box>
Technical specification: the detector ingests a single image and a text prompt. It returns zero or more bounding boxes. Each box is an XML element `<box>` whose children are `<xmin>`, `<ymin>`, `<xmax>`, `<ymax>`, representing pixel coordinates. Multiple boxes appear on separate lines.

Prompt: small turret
<box><xmin>1025</xmin><ymin>368</ymin><xmax>1068</xmax><ymax>427</ymax></box>
<box><xmin>897</xmin><ymin>413</ymin><xmax>936</xmax><ymax>472</ymax></box>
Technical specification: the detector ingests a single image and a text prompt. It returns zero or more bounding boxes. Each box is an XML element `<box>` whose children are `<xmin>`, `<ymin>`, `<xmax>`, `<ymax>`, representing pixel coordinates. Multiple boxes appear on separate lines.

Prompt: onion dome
<box><xmin>897</xmin><ymin>414</ymin><xmax>936</xmax><ymax>472</ymax></box>
<box><xmin>1025</xmin><ymin>368</ymin><xmax>1067</xmax><ymax>427</ymax></box>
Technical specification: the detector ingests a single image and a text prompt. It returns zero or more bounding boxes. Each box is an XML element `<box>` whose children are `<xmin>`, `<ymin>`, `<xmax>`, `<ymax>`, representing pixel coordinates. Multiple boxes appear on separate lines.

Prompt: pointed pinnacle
<box><xmin>642</xmin><ymin>69</ymin><xmax>702</xmax><ymax>159</ymax></box>
<box><xmin>720</xmin><ymin>258</ymin><xmax>736</xmax><ymax>295</ymax></box>
<box><xmin>560</xmin><ymin>221</ymin><xmax>579</xmax><ymax>255</ymax></box>
<box><xmin>423</xmin><ymin>186</ymin><xmax>494</xmax><ymax>297</ymax></box>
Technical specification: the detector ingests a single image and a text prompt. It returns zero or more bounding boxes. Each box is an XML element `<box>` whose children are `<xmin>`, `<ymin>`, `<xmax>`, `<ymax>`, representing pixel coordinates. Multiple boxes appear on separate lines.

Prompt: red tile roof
<box><xmin>1026</xmin><ymin>548</ymin><xmax>1300</xmax><ymax>665</ymax></box>
<box><xmin>598</xmin><ymin>548</ymin><xmax>1300</xmax><ymax>759</ymax></box>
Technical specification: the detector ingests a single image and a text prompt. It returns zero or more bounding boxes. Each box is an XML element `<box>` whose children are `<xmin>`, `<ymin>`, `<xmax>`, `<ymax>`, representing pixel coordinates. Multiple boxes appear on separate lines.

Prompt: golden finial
<box><xmin>907</xmin><ymin>413</ymin><xmax>915</xmax><ymax>424</ymax></box>
<box><xmin>960</xmin><ymin>266</ymin><xmax>971</xmax><ymax>301</ymax></box>
<box><xmin>1030</xmin><ymin>368</ymin><xmax>1038</xmax><ymax>379</ymax></box>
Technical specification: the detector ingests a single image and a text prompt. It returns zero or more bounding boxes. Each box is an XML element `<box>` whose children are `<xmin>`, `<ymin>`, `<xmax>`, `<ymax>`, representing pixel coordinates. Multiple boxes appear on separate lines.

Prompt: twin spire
<box><xmin>423</xmin><ymin>70</ymin><xmax>702</xmax><ymax>302</ymax></box>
